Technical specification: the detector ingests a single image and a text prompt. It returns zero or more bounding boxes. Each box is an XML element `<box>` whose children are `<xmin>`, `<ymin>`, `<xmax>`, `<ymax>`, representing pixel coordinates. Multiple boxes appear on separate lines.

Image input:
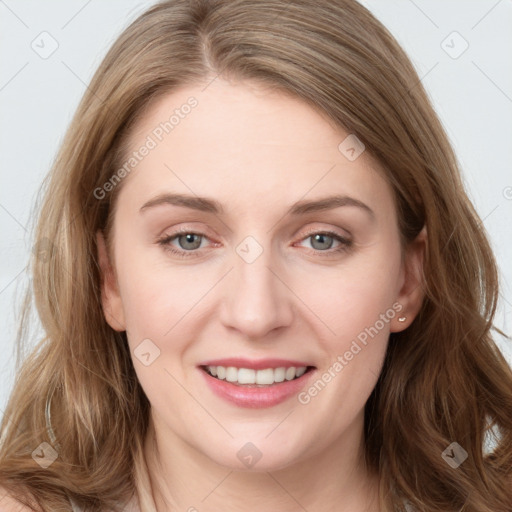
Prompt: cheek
<box><xmin>294</xmin><ymin>256</ymin><xmax>400</xmax><ymax>428</ymax></box>
<box><xmin>114</xmin><ymin>250</ymin><xmax>212</xmax><ymax>402</ymax></box>
<box><xmin>297</xmin><ymin>243</ymin><xmax>402</xmax><ymax>343</ymax></box>
<box><xmin>121</xmin><ymin>268</ymin><xmax>212</xmax><ymax>340</ymax></box>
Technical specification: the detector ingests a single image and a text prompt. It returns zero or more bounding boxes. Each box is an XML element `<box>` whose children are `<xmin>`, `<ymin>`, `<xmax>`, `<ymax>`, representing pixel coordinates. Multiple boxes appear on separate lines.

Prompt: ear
<box><xmin>96</xmin><ymin>230</ymin><xmax>126</xmax><ymax>331</ymax></box>
<box><xmin>390</xmin><ymin>225</ymin><xmax>427</xmax><ymax>332</ymax></box>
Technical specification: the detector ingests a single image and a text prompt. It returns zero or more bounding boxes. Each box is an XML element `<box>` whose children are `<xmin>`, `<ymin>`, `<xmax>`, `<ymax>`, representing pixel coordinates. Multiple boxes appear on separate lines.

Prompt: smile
<box><xmin>199</xmin><ymin>362</ymin><xmax>317</xmax><ymax>408</ymax></box>
<box><xmin>202</xmin><ymin>365</ymin><xmax>311</xmax><ymax>386</ymax></box>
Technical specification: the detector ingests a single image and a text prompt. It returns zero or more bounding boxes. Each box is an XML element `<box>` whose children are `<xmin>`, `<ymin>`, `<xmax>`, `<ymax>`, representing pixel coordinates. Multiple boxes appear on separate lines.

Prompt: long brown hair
<box><xmin>1</xmin><ymin>1</ymin><xmax>511</xmax><ymax>511</ymax></box>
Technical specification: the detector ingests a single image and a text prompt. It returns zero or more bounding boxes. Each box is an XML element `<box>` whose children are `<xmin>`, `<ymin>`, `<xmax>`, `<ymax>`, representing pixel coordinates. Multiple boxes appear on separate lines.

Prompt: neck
<box><xmin>144</xmin><ymin>416</ymin><xmax>380</xmax><ymax>512</ymax></box>
<box><xmin>143</xmin><ymin>411</ymin><xmax>380</xmax><ymax>512</ymax></box>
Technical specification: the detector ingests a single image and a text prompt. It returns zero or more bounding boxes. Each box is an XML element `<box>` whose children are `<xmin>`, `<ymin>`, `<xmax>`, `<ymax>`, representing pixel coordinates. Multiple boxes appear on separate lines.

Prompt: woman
<box><xmin>0</xmin><ymin>0</ymin><xmax>511</xmax><ymax>511</ymax></box>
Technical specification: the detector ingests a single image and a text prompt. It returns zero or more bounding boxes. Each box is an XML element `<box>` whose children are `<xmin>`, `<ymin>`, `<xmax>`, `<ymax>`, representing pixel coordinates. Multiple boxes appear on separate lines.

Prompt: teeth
<box><xmin>285</xmin><ymin>367</ymin><xmax>296</xmax><ymax>381</ymax></box>
<box><xmin>206</xmin><ymin>365</ymin><xmax>308</xmax><ymax>385</ymax></box>
<box><xmin>274</xmin><ymin>367</ymin><xmax>285</xmax><ymax>383</ymax></box>
<box><xmin>238</xmin><ymin>368</ymin><xmax>256</xmax><ymax>384</ymax></box>
<box><xmin>225</xmin><ymin>367</ymin><xmax>238</xmax><ymax>382</ymax></box>
<box><xmin>295</xmin><ymin>367</ymin><xmax>307</xmax><ymax>378</ymax></box>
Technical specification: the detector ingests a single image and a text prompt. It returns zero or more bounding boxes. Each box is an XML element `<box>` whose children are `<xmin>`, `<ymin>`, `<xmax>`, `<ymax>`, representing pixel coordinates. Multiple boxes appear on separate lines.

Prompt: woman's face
<box><xmin>98</xmin><ymin>78</ymin><xmax>424</xmax><ymax>471</ymax></box>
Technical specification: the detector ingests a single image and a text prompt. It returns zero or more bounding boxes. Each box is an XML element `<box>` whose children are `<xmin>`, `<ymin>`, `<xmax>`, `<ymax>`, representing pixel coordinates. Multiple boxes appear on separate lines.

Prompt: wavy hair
<box><xmin>1</xmin><ymin>1</ymin><xmax>511</xmax><ymax>511</ymax></box>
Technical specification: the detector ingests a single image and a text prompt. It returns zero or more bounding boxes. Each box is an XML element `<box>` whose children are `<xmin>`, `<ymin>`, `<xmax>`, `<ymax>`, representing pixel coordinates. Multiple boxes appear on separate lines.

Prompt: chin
<box><xmin>201</xmin><ymin>437</ymin><xmax>306</xmax><ymax>473</ymax></box>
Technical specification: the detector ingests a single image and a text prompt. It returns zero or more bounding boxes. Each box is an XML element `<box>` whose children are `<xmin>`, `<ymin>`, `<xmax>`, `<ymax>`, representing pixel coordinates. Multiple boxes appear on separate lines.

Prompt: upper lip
<box><xmin>198</xmin><ymin>358</ymin><xmax>315</xmax><ymax>370</ymax></box>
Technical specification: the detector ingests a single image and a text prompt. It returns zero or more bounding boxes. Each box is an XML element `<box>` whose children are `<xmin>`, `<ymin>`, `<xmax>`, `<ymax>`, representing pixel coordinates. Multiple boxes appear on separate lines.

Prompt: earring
<box><xmin>398</xmin><ymin>316</ymin><xmax>407</xmax><ymax>323</ymax></box>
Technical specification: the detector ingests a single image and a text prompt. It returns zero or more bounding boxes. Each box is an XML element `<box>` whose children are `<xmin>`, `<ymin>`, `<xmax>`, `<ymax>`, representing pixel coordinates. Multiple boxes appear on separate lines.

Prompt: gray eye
<box><xmin>177</xmin><ymin>233</ymin><xmax>203</xmax><ymax>250</ymax></box>
<box><xmin>309</xmin><ymin>233</ymin><xmax>334</xmax><ymax>250</ymax></box>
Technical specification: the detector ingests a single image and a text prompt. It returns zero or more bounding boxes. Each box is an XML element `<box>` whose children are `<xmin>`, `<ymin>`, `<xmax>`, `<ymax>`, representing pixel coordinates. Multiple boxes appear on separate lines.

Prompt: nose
<box><xmin>219</xmin><ymin>240</ymin><xmax>294</xmax><ymax>340</ymax></box>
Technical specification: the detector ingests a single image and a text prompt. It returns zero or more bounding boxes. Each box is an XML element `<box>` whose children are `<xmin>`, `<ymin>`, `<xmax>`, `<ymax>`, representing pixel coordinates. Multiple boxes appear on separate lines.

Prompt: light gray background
<box><xmin>1</xmin><ymin>0</ymin><xmax>511</xmax><ymax>416</ymax></box>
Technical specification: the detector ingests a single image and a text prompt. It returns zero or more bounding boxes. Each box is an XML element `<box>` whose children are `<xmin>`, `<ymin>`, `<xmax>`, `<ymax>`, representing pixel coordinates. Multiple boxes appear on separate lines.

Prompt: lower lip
<box><xmin>199</xmin><ymin>367</ymin><xmax>316</xmax><ymax>408</ymax></box>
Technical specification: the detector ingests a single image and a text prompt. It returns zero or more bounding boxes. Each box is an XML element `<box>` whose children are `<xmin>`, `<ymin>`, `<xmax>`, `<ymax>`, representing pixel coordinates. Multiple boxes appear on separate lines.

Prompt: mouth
<box><xmin>200</xmin><ymin>364</ymin><xmax>316</xmax><ymax>387</ymax></box>
<box><xmin>197</xmin><ymin>358</ymin><xmax>317</xmax><ymax>408</ymax></box>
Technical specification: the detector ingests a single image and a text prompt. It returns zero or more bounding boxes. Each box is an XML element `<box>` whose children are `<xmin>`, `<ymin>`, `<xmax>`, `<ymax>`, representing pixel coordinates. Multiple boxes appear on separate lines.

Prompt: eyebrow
<box><xmin>140</xmin><ymin>193</ymin><xmax>375</xmax><ymax>219</ymax></box>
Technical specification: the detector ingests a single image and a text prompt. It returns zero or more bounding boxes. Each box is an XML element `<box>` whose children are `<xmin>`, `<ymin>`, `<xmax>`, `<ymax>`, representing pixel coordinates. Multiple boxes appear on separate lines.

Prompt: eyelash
<box><xmin>156</xmin><ymin>227</ymin><xmax>353</xmax><ymax>259</ymax></box>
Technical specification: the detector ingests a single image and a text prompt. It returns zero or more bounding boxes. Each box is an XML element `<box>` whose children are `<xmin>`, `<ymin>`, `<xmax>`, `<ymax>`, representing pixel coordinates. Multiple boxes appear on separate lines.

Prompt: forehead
<box><xmin>117</xmin><ymin>79</ymin><xmax>395</xmax><ymax>220</ymax></box>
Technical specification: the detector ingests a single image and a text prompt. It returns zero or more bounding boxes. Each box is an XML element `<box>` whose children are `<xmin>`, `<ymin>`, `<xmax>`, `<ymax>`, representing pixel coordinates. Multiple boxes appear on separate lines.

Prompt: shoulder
<box><xmin>0</xmin><ymin>488</ymin><xmax>39</xmax><ymax>512</ymax></box>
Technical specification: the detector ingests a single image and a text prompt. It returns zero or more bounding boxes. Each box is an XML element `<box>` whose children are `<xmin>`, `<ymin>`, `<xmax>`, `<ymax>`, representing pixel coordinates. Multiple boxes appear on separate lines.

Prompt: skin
<box><xmin>97</xmin><ymin>78</ymin><xmax>426</xmax><ymax>512</ymax></box>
